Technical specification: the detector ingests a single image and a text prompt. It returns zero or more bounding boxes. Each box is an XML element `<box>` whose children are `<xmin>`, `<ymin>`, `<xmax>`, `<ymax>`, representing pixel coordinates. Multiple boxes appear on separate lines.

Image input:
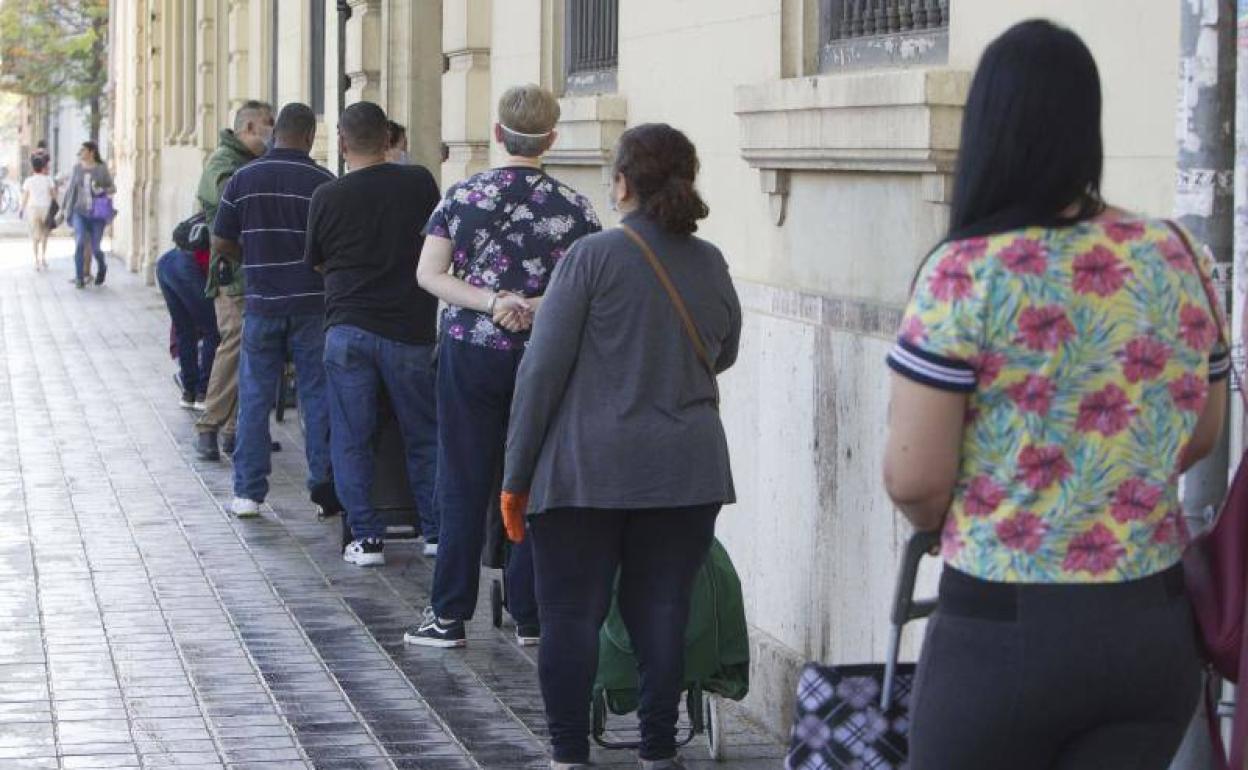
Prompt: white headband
<box><xmin>500</xmin><ymin>122</ymin><xmax>553</xmax><ymax>139</ymax></box>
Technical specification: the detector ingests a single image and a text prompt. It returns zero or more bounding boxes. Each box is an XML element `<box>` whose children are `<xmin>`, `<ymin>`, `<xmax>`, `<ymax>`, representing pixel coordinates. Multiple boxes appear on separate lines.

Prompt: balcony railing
<box><xmin>830</xmin><ymin>0</ymin><xmax>949</xmax><ymax>41</ymax></box>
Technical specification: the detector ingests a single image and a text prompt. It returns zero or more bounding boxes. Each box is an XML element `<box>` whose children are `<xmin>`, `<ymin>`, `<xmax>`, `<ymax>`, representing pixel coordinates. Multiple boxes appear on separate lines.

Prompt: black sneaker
<box><xmin>404</xmin><ymin>608</ymin><xmax>466</xmax><ymax>648</ymax></box>
<box><xmin>311</xmin><ymin>481</ymin><xmax>344</xmax><ymax>517</ymax></box>
<box><xmin>179</xmin><ymin>390</ymin><xmax>196</xmax><ymax>409</ymax></box>
<box><xmin>195</xmin><ymin>431</ymin><xmax>220</xmax><ymax>461</ymax></box>
<box><xmin>516</xmin><ymin>623</ymin><xmax>540</xmax><ymax>647</ymax></box>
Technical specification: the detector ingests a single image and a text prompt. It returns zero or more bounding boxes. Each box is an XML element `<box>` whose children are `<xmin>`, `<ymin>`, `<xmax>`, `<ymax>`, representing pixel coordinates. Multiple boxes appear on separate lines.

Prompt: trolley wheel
<box><xmin>591</xmin><ymin>689</ymin><xmax>608</xmax><ymax>738</ymax></box>
<box><xmin>705</xmin><ymin>695</ymin><xmax>725</xmax><ymax>760</ymax></box>
<box><xmin>490</xmin><ymin>579</ymin><xmax>504</xmax><ymax>628</ymax></box>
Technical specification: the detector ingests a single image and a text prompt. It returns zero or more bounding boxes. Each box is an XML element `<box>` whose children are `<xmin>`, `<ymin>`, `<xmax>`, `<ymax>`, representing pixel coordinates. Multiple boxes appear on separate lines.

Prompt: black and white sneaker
<box><xmin>515</xmin><ymin>623</ymin><xmax>540</xmax><ymax>647</ymax></box>
<box><xmin>404</xmin><ymin>607</ymin><xmax>466</xmax><ymax>648</ymax></box>
<box><xmin>179</xmin><ymin>391</ymin><xmax>196</xmax><ymax>409</ymax></box>
<box><xmin>343</xmin><ymin>538</ymin><xmax>385</xmax><ymax>567</ymax></box>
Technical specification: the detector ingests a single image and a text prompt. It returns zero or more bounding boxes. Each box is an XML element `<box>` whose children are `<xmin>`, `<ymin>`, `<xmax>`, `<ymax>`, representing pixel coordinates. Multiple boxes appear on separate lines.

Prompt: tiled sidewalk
<box><xmin>0</xmin><ymin>243</ymin><xmax>784</xmax><ymax>770</ymax></box>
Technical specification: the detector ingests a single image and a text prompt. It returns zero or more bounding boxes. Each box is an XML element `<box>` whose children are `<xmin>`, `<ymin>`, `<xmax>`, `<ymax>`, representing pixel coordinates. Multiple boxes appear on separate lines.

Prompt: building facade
<box><xmin>109</xmin><ymin>0</ymin><xmax>1187</xmax><ymax>737</ymax></box>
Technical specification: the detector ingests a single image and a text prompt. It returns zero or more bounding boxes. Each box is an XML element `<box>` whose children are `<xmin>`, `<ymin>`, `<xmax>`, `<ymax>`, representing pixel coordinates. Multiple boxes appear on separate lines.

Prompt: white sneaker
<box><xmin>230</xmin><ymin>497</ymin><xmax>261</xmax><ymax>518</ymax></box>
<box><xmin>343</xmin><ymin>538</ymin><xmax>385</xmax><ymax>567</ymax></box>
<box><xmin>192</xmin><ymin>400</ymin><xmax>207</xmax><ymax>411</ymax></box>
<box><xmin>423</xmin><ymin>541</ymin><xmax>438</xmax><ymax>557</ymax></box>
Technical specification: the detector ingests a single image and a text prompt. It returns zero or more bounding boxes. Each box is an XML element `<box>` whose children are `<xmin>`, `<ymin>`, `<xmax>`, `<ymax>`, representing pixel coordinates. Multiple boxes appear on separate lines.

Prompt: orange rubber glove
<box><xmin>500</xmin><ymin>491</ymin><xmax>529</xmax><ymax>544</ymax></box>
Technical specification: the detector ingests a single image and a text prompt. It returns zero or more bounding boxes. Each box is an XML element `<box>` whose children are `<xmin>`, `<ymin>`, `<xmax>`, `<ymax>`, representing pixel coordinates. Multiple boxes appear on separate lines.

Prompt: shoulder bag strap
<box><xmin>619</xmin><ymin>223</ymin><xmax>720</xmax><ymax>406</ymax></box>
<box><xmin>1164</xmin><ymin>220</ymin><xmax>1243</xmax><ymax>405</ymax></box>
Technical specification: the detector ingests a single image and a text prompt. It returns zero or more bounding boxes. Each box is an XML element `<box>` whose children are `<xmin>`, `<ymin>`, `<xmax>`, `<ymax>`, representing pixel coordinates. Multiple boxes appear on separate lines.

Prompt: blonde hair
<box><xmin>497</xmin><ymin>84</ymin><xmax>560</xmax><ymax>156</ymax></box>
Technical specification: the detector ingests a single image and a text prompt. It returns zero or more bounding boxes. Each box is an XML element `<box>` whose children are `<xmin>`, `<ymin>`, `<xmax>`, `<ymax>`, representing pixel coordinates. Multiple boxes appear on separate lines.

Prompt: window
<box><xmin>565</xmin><ymin>0</ymin><xmax>618</xmax><ymax>94</ymax></box>
<box><xmin>820</xmin><ymin>0</ymin><xmax>948</xmax><ymax>71</ymax></box>
<box><xmin>309</xmin><ymin>0</ymin><xmax>326</xmax><ymax>115</ymax></box>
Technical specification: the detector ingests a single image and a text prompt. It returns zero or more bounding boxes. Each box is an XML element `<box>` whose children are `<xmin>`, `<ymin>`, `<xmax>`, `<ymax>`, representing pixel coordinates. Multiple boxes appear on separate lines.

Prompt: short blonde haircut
<box><xmin>498</xmin><ymin>84</ymin><xmax>561</xmax><ymax>134</ymax></box>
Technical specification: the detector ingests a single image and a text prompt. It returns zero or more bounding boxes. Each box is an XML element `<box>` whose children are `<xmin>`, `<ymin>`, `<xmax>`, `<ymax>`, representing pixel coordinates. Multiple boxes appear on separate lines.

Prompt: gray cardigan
<box><xmin>62</xmin><ymin>163</ymin><xmax>114</xmax><ymax>217</ymax></box>
<box><xmin>503</xmin><ymin>212</ymin><xmax>742</xmax><ymax>514</ymax></box>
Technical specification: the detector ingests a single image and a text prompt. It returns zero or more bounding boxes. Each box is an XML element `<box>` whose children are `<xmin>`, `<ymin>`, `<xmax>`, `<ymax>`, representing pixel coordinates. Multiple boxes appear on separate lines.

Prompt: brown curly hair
<box><xmin>613</xmin><ymin>123</ymin><xmax>709</xmax><ymax>235</ymax></box>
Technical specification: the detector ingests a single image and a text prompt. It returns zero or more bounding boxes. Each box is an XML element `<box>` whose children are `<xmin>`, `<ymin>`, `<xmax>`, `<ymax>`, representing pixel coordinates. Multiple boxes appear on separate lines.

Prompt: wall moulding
<box><xmin>735</xmin><ymin>67</ymin><xmax>969</xmax><ymax>225</ymax></box>
<box><xmin>545</xmin><ymin>93</ymin><xmax>628</xmax><ymax>185</ymax></box>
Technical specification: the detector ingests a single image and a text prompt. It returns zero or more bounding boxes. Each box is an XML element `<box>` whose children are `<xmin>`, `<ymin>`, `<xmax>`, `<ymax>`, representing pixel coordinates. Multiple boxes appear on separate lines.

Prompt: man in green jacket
<box><xmin>195</xmin><ymin>100</ymin><xmax>274</xmax><ymax>461</ymax></box>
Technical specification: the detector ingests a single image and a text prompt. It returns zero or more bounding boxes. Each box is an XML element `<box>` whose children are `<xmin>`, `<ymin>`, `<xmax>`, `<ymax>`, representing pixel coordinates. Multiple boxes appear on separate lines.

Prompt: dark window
<box><xmin>565</xmin><ymin>0</ymin><xmax>618</xmax><ymax>93</ymax></box>
<box><xmin>820</xmin><ymin>0</ymin><xmax>949</xmax><ymax>71</ymax></box>
<box><xmin>310</xmin><ymin>0</ymin><xmax>326</xmax><ymax>115</ymax></box>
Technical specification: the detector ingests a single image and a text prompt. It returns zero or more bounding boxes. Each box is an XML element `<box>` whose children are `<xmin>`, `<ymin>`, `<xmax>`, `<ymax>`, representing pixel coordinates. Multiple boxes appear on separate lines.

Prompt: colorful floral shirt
<box><xmin>887</xmin><ymin>216</ymin><xmax>1228</xmax><ymax>583</ymax></box>
<box><xmin>423</xmin><ymin>167</ymin><xmax>601</xmax><ymax>350</ymax></box>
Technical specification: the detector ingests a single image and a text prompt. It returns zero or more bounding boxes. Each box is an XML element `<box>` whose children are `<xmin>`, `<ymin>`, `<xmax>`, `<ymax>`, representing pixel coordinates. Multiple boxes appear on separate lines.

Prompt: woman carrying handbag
<box><xmin>882</xmin><ymin>20</ymin><xmax>1229</xmax><ymax>769</ymax></box>
<box><xmin>61</xmin><ymin>141</ymin><xmax>115</xmax><ymax>288</ymax></box>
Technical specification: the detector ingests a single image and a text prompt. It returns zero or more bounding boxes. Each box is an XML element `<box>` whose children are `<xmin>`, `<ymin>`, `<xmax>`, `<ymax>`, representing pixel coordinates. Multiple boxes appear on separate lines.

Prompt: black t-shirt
<box><xmin>304</xmin><ymin>163</ymin><xmax>441</xmax><ymax>345</ymax></box>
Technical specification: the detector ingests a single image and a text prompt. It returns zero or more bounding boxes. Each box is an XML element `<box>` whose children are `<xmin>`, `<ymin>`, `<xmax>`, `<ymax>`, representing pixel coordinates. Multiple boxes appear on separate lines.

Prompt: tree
<box><xmin>0</xmin><ymin>0</ymin><xmax>109</xmax><ymax>143</ymax></box>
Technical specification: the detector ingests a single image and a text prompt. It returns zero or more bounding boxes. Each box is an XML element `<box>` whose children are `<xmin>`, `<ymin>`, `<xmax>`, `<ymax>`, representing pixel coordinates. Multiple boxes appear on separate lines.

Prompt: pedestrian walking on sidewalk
<box><xmin>406</xmin><ymin>83</ymin><xmax>600</xmax><ymax>649</ymax></box>
<box><xmin>882</xmin><ymin>20</ymin><xmax>1228</xmax><ymax>770</ymax></box>
<box><xmin>499</xmin><ymin>124</ymin><xmax>740</xmax><ymax>770</ymax></box>
<box><xmin>212</xmin><ymin>103</ymin><xmax>335</xmax><ymax>519</ymax></box>
<box><xmin>61</xmin><ymin>141</ymin><xmax>114</xmax><ymax>289</ymax></box>
<box><xmin>306</xmin><ymin>101</ymin><xmax>442</xmax><ymax>567</ymax></box>
<box><xmin>194</xmin><ymin>100</ymin><xmax>274</xmax><ymax>461</ymax></box>
<box><xmin>20</xmin><ymin>155</ymin><xmax>55</xmax><ymax>270</ymax></box>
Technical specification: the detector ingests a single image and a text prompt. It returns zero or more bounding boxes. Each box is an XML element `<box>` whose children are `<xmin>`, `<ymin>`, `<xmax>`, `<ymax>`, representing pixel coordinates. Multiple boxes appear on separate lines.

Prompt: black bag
<box><xmin>44</xmin><ymin>198</ymin><xmax>60</xmax><ymax>230</ymax></box>
<box><xmin>172</xmin><ymin>211</ymin><xmax>211</xmax><ymax>252</ymax></box>
<box><xmin>785</xmin><ymin>531</ymin><xmax>939</xmax><ymax>770</ymax></box>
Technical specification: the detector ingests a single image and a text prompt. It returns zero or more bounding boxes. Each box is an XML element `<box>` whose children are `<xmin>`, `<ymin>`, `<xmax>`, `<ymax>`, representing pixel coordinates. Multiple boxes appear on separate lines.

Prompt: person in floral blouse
<box><xmin>882</xmin><ymin>21</ymin><xmax>1227</xmax><ymax>769</ymax></box>
<box><xmin>409</xmin><ymin>84</ymin><xmax>600</xmax><ymax>649</ymax></box>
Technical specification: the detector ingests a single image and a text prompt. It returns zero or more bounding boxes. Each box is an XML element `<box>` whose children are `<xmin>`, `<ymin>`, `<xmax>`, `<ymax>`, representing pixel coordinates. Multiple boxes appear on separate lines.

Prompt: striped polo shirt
<box><xmin>213</xmin><ymin>147</ymin><xmax>335</xmax><ymax>317</ymax></box>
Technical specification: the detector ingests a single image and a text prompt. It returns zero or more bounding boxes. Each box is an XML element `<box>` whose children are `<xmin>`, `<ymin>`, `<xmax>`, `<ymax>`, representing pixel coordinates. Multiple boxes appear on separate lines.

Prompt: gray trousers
<box><xmin>909</xmin><ymin>564</ymin><xmax>1201</xmax><ymax>770</ymax></box>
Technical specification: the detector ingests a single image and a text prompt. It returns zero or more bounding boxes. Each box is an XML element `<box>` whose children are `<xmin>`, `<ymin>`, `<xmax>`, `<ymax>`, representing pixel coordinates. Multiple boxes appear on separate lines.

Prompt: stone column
<box><xmin>227</xmin><ymin>0</ymin><xmax>250</xmax><ymax>113</ymax></box>
<box><xmin>382</xmin><ymin>0</ymin><xmax>443</xmax><ymax>177</ymax></box>
<box><xmin>196</xmin><ymin>0</ymin><xmax>218</xmax><ymax>149</ymax></box>
<box><xmin>442</xmin><ymin>0</ymin><xmax>492</xmax><ymax>183</ymax></box>
<box><xmin>143</xmin><ymin>0</ymin><xmax>165</xmax><ymax>282</ymax></box>
<box><xmin>345</xmin><ymin>0</ymin><xmax>382</xmax><ymax>104</ymax></box>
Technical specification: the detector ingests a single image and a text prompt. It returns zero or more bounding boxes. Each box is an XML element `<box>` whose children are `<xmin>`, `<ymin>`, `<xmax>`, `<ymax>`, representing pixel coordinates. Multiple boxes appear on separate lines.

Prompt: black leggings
<box><xmin>909</xmin><ymin>565</ymin><xmax>1202</xmax><ymax>770</ymax></box>
<box><xmin>529</xmin><ymin>504</ymin><xmax>719</xmax><ymax>764</ymax></box>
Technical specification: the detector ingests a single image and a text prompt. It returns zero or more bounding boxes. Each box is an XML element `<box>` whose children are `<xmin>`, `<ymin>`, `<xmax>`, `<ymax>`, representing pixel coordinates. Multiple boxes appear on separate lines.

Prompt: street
<box><xmin>0</xmin><ymin>235</ymin><xmax>784</xmax><ymax>769</ymax></box>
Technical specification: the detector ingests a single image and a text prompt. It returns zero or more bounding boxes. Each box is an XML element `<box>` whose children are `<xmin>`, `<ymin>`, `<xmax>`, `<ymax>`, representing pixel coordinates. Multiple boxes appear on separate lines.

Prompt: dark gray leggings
<box><xmin>909</xmin><ymin>565</ymin><xmax>1202</xmax><ymax>770</ymax></box>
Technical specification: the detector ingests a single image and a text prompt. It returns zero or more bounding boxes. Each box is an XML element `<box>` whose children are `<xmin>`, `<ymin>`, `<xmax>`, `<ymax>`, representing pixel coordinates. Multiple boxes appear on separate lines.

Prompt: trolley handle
<box><xmin>881</xmin><ymin>529</ymin><xmax>940</xmax><ymax>712</ymax></box>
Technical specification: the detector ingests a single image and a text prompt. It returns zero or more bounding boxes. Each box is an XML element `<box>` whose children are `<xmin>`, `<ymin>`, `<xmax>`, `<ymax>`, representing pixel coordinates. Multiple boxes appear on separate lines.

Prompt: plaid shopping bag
<box><xmin>784</xmin><ymin>662</ymin><xmax>914</xmax><ymax>770</ymax></box>
<box><xmin>786</xmin><ymin>531</ymin><xmax>937</xmax><ymax>770</ymax></box>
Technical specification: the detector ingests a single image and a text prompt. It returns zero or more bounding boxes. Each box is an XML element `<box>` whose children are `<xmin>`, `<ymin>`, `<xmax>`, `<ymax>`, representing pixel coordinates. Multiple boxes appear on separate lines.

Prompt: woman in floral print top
<box><xmin>882</xmin><ymin>21</ymin><xmax>1227</xmax><ymax>768</ymax></box>
<box><xmin>410</xmin><ymin>84</ymin><xmax>599</xmax><ymax>652</ymax></box>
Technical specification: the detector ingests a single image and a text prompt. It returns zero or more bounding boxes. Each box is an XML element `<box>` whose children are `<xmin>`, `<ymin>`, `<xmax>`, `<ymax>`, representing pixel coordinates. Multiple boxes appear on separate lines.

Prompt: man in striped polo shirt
<box><xmin>211</xmin><ymin>103</ymin><xmax>337</xmax><ymax>519</ymax></box>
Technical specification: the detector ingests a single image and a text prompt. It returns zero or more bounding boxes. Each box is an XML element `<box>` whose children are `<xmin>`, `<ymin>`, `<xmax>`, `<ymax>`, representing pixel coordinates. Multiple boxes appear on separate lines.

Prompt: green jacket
<box><xmin>199</xmin><ymin>129</ymin><xmax>256</xmax><ymax>298</ymax></box>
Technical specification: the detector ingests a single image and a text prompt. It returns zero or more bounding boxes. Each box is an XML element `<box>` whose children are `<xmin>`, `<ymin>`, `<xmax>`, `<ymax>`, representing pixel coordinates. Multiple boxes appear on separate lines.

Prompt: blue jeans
<box><xmin>322</xmin><ymin>325</ymin><xmax>439</xmax><ymax>542</ymax></box>
<box><xmin>155</xmin><ymin>249</ymin><xmax>219</xmax><ymax>398</ymax></box>
<box><xmin>72</xmin><ymin>213</ymin><xmax>106</xmax><ymax>283</ymax></box>
<box><xmin>431</xmin><ymin>338</ymin><xmax>536</xmax><ymax>626</ymax></box>
<box><xmin>233</xmin><ymin>313</ymin><xmax>331</xmax><ymax>502</ymax></box>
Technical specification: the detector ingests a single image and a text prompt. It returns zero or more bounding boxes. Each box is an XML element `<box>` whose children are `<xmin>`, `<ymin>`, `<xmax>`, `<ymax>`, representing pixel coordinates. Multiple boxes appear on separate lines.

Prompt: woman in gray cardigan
<box><xmin>502</xmin><ymin>124</ymin><xmax>741</xmax><ymax>770</ymax></box>
<box><xmin>62</xmin><ymin>141</ymin><xmax>115</xmax><ymax>288</ymax></box>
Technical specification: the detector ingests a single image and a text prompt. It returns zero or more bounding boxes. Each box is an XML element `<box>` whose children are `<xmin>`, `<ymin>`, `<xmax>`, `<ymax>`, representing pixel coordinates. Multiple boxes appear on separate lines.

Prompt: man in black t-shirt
<box><xmin>305</xmin><ymin>102</ymin><xmax>442</xmax><ymax>567</ymax></box>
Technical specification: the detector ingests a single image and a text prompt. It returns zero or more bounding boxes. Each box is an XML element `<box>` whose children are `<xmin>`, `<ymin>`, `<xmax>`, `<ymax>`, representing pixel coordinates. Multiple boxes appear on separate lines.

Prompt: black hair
<box><xmin>273</xmin><ymin>103</ymin><xmax>317</xmax><ymax>143</ymax></box>
<box><xmin>613</xmin><ymin>123</ymin><xmax>709</xmax><ymax>236</ymax></box>
<box><xmin>80</xmin><ymin>141</ymin><xmax>102</xmax><ymax>164</ymax></box>
<box><xmin>340</xmin><ymin>101</ymin><xmax>389</xmax><ymax>155</ymax></box>
<box><xmin>31</xmin><ymin>156</ymin><xmax>46</xmax><ymax>172</ymax></box>
<box><xmin>387</xmin><ymin>120</ymin><xmax>407</xmax><ymax>148</ymax></box>
<box><xmin>947</xmin><ymin>19</ymin><xmax>1105</xmax><ymax>241</ymax></box>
